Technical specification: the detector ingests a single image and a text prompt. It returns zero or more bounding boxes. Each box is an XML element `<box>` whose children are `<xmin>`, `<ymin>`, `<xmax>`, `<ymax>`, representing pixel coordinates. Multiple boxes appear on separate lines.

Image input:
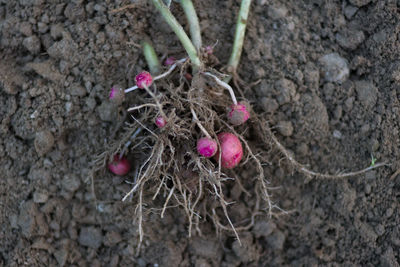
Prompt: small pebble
<box><xmin>375</xmin><ymin>224</ymin><xmax>385</xmax><ymax>236</ymax></box>
<box><xmin>275</xmin><ymin>78</ymin><xmax>296</xmax><ymax>105</ymax></box>
<box><xmin>252</xmin><ymin>221</ymin><xmax>276</xmax><ymax>238</ymax></box>
<box><xmin>62</xmin><ymin>174</ymin><xmax>81</xmax><ymax>192</ymax></box>
<box><xmin>266</xmin><ymin>230</ymin><xmax>286</xmax><ymax>250</ymax></box>
<box><xmin>33</xmin><ymin>191</ymin><xmax>49</xmax><ymax>203</ymax></box>
<box><xmin>78</xmin><ymin>227</ymin><xmax>103</xmax><ymax>249</ymax></box>
<box><xmin>344</xmin><ymin>5</ymin><xmax>359</xmax><ymax>19</ymax></box>
<box><xmin>355</xmin><ymin>80</ymin><xmax>377</xmax><ymax>107</ymax></box>
<box><xmin>268</xmin><ymin>4</ymin><xmax>288</xmax><ymax>20</ymax></box>
<box><xmin>319</xmin><ymin>53</ymin><xmax>349</xmax><ymax>84</ymax></box>
<box><xmin>70</xmin><ymin>83</ymin><xmax>87</xmax><ymax>96</ymax></box>
<box><xmin>23</xmin><ymin>36</ymin><xmax>41</xmax><ymax>54</ymax></box>
<box><xmin>344</xmin><ymin>97</ymin><xmax>354</xmax><ymax>111</ymax></box>
<box><xmin>336</xmin><ymin>29</ymin><xmax>365</xmax><ymax>50</ymax></box>
<box><xmin>97</xmin><ymin>101</ymin><xmax>117</xmax><ymax>122</ymax></box>
<box><xmin>364</xmin><ymin>184</ymin><xmax>371</xmax><ymax>194</ymax></box>
<box><xmin>333</xmin><ymin>130</ymin><xmax>342</xmax><ymax>139</ymax></box>
<box><xmin>276</xmin><ymin>121</ymin><xmax>294</xmax><ymax>136</ymax></box>
<box><xmin>260</xmin><ymin>97</ymin><xmax>279</xmax><ymax>113</ymax></box>
<box><xmin>34</xmin><ymin>130</ymin><xmax>54</xmax><ymax>156</ymax></box>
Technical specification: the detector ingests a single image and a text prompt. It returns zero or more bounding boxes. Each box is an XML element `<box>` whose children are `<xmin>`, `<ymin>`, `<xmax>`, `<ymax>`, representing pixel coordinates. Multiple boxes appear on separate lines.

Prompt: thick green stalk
<box><xmin>227</xmin><ymin>0</ymin><xmax>252</xmax><ymax>73</ymax></box>
<box><xmin>179</xmin><ymin>0</ymin><xmax>202</xmax><ymax>52</ymax></box>
<box><xmin>142</xmin><ymin>40</ymin><xmax>161</xmax><ymax>74</ymax></box>
<box><xmin>151</xmin><ymin>0</ymin><xmax>202</xmax><ymax>71</ymax></box>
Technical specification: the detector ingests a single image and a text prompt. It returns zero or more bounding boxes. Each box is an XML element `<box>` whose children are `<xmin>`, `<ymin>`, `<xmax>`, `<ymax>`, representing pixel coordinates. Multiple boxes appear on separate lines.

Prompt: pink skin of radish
<box><xmin>109</xmin><ymin>86</ymin><xmax>125</xmax><ymax>105</ymax></box>
<box><xmin>215</xmin><ymin>132</ymin><xmax>243</xmax><ymax>169</ymax></box>
<box><xmin>164</xmin><ymin>57</ymin><xmax>176</xmax><ymax>66</ymax></box>
<box><xmin>197</xmin><ymin>137</ymin><xmax>218</xmax><ymax>158</ymax></box>
<box><xmin>155</xmin><ymin>116</ymin><xmax>167</xmax><ymax>128</ymax></box>
<box><xmin>227</xmin><ymin>103</ymin><xmax>250</xmax><ymax>126</ymax></box>
<box><xmin>135</xmin><ymin>71</ymin><xmax>153</xmax><ymax>89</ymax></box>
<box><xmin>205</xmin><ymin>45</ymin><xmax>213</xmax><ymax>55</ymax></box>
<box><xmin>108</xmin><ymin>155</ymin><xmax>131</xmax><ymax>176</ymax></box>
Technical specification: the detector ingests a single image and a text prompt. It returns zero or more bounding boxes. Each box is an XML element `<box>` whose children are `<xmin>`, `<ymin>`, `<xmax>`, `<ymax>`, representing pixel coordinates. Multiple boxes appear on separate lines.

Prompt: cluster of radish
<box><xmin>107</xmin><ymin>66</ymin><xmax>250</xmax><ymax>175</ymax></box>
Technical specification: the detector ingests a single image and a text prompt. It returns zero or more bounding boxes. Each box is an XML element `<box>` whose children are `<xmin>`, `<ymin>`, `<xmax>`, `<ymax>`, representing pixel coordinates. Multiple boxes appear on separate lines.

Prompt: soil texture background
<box><xmin>1</xmin><ymin>0</ymin><xmax>400</xmax><ymax>266</ymax></box>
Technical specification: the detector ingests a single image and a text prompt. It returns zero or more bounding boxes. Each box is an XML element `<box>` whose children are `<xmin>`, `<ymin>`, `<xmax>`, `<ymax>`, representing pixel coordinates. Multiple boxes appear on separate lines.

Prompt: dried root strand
<box><xmin>254</xmin><ymin>116</ymin><xmax>387</xmax><ymax>180</ymax></box>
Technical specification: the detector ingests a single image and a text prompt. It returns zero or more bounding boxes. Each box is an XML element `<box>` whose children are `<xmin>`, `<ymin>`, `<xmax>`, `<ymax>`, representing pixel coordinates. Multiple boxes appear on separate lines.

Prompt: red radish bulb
<box><xmin>164</xmin><ymin>56</ymin><xmax>176</xmax><ymax>66</ymax></box>
<box><xmin>197</xmin><ymin>137</ymin><xmax>218</xmax><ymax>158</ymax></box>
<box><xmin>215</xmin><ymin>132</ymin><xmax>243</xmax><ymax>169</ymax></box>
<box><xmin>227</xmin><ymin>103</ymin><xmax>250</xmax><ymax>126</ymax></box>
<box><xmin>108</xmin><ymin>155</ymin><xmax>131</xmax><ymax>176</ymax></box>
<box><xmin>109</xmin><ymin>85</ymin><xmax>125</xmax><ymax>105</ymax></box>
<box><xmin>184</xmin><ymin>73</ymin><xmax>192</xmax><ymax>81</ymax></box>
<box><xmin>155</xmin><ymin>116</ymin><xmax>167</xmax><ymax>128</ymax></box>
<box><xmin>205</xmin><ymin>45</ymin><xmax>213</xmax><ymax>55</ymax></box>
<box><xmin>135</xmin><ymin>71</ymin><xmax>153</xmax><ymax>89</ymax></box>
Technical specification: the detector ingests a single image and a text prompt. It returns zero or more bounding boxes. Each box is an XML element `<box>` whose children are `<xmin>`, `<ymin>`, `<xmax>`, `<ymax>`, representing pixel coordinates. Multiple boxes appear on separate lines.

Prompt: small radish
<box><xmin>197</xmin><ymin>137</ymin><xmax>218</xmax><ymax>158</ymax></box>
<box><xmin>135</xmin><ymin>71</ymin><xmax>153</xmax><ymax>89</ymax></box>
<box><xmin>215</xmin><ymin>132</ymin><xmax>243</xmax><ymax>169</ymax></box>
<box><xmin>205</xmin><ymin>45</ymin><xmax>213</xmax><ymax>55</ymax></box>
<box><xmin>184</xmin><ymin>73</ymin><xmax>192</xmax><ymax>81</ymax></box>
<box><xmin>227</xmin><ymin>103</ymin><xmax>250</xmax><ymax>126</ymax></box>
<box><xmin>109</xmin><ymin>85</ymin><xmax>125</xmax><ymax>105</ymax></box>
<box><xmin>164</xmin><ymin>56</ymin><xmax>176</xmax><ymax>66</ymax></box>
<box><xmin>155</xmin><ymin>116</ymin><xmax>167</xmax><ymax>128</ymax></box>
<box><xmin>108</xmin><ymin>155</ymin><xmax>131</xmax><ymax>176</ymax></box>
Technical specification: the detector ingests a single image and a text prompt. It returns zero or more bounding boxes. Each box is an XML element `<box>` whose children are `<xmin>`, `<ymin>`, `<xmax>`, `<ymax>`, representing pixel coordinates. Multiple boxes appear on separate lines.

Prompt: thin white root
<box><xmin>161</xmin><ymin>186</ymin><xmax>175</xmax><ymax>218</ymax></box>
<box><xmin>190</xmin><ymin>107</ymin><xmax>212</xmax><ymax>138</ymax></box>
<box><xmin>203</xmin><ymin>72</ymin><xmax>238</xmax><ymax>105</ymax></box>
<box><xmin>119</xmin><ymin>128</ymin><xmax>142</xmax><ymax>159</ymax></box>
<box><xmin>154</xmin><ymin>58</ymin><xmax>187</xmax><ymax>80</ymax></box>
<box><xmin>137</xmin><ymin>187</ymin><xmax>144</xmax><ymax>247</ymax></box>
<box><xmin>143</xmin><ymin>85</ymin><xmax>167</xmax><ymax>119</ymax></box>
<box><xmin>127</xmin><ymin>103</ymin><xmax>158</xmax><ymax>112</ymax></box>
<box><xmin>269</xmin><ymin>130</ymin><xmax>388</xmax><ymax>179</ymax></box>
<box><xmin>125</xmin><ymin>85</ymin><xmax>138</xmax><ymax>93</ymax></box>
<box><xmin>122</xmin><ymin>143</ymin><xmax>157</xmax><ymax>201</ymax></box>
<box><xmin>130</xmin><ymin>115</ymin><xmax>157</xmax><ymax>138</ymax></box>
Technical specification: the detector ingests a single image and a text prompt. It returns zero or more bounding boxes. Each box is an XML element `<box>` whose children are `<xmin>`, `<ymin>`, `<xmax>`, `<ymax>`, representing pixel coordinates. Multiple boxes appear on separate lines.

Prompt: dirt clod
<box><xmin>252</xmin><ymin>220</ymin><xmax>277</xmax><ymax>239</ymax></box>
<box><xmin>319</xmin><ymin>53</ymin><xmax>349</xmax><ymax>84</ymax></box>
<box><xmin>355</xmin><ymin>80</ymin><xmax>378</xmax><ymax>107</ymax></box>
<box><xmin>336</xmin><ymin>29</ymin><xmax>365</xmax><ymax>50</ymax></box>
<box><xmin>232</xmin><ymin>232</ymin><xmax>259</xmax><ymax>263</ymax></box>
<box><xmin>78</xmin><ymin>227</ymin><xmax>103</xmax><ymax>249</ymax></box>
<box><xmin>276</xmin><ymin>121</ymin><xmax>294</xmax><ymax>137</ymax></box>
<box><xmin>34</xmin><ymin>130</ymin><xmax>55</xmax><ymax>156</ymax></box>
<box><xmin>23</xmin><ymin>36</ymin><xmax>41</xmax><ymax>54</ymax></box>
<box><xmin>266</xmin><ymin>230</ymin><xmax>286</xmax><ymax>250</ymax></box>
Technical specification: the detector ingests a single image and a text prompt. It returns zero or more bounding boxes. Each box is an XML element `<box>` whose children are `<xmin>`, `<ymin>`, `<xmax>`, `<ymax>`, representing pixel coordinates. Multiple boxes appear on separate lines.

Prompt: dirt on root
<box><xmin>1</xmin><ymin>0</ymin><xmax>400</xmax><ymax>266</ymax></box>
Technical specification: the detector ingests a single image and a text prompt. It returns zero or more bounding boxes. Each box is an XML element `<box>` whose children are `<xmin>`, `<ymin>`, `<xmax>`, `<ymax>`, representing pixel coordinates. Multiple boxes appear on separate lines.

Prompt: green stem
<box><xmin>142</xmin><ymin>40</ymin><xmax>161</xmax><ymax>74</ymax></box>
<box><xmin>179</xmin><ymin>0</ymin><xmax>202</xmax><ymax>52</ymax></box>
<box><xmin>151</xmin><ymin>0</ymin><xmax>202</xmax><ymax>72</ymax></box>
<box><xmin>227</xmin><ymin>0</ymin><xmax>252</xmax><ymax>73</ymax></box>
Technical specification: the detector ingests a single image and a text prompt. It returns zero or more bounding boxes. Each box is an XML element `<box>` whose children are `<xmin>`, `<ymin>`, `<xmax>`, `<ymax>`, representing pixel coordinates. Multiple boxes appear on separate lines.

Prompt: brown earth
<box><xmin>1</xmin><ymin>0</ymin><xmax>400</xmax><ymax>266</ymax></box>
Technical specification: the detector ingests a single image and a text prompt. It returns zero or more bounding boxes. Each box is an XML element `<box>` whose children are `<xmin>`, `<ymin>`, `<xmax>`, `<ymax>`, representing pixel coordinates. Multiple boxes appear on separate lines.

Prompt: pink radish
<box><xmin>216</xmin><ymin>132</ymin><xmax>243</xmax><ymax>169</ymax></box>
<box><xmin>155</xmin><ymin>116</ymin><xmax>167</xmax><ymax>128</ymax></box>
<box><xmin>227</xmin><ymin>103</ymin><xmax>250</xmax><ymax>126</ymax></box>
<box><xmin>108</xmin><ymin>155</ymin><xmax>131</xmax><ymax>176</ymax></box>
<box><xmin>109</xmin><ymin>86</ymin><xmax>125</xmax><ymax>104</ymax></box>
<box><xmin>205</xmin><ymin>45</ymin><xmax>213</xmax><ymax>55</ymax></box>
<box><xmin>197</xmin><ymin>137</ymin><xmax>218</xmax><ymax>158</ymax></box>
<box><xmin>135</xmin><ymin>71</ymin><xmax>153</xmax><ymax>88</ymax></box>
<box><xmin>164</xmin><ymin>57</ymin><xmax>176</xmax><ymax>66</ymax></box>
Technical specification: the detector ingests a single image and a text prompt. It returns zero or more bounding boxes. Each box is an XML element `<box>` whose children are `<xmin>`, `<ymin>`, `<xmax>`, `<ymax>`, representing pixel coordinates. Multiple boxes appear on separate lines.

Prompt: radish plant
<box><xmin>91</xmin><ymin>0</ymin><xmax>386</xmax><ymax>250</ymax></box>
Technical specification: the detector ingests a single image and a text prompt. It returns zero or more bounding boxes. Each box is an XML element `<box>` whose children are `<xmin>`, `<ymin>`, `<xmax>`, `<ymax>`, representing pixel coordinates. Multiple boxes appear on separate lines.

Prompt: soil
<box><xmin>1</xmin><ymin>0</ymin><xmax>400</xmax><ymax>266</ymax></box>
